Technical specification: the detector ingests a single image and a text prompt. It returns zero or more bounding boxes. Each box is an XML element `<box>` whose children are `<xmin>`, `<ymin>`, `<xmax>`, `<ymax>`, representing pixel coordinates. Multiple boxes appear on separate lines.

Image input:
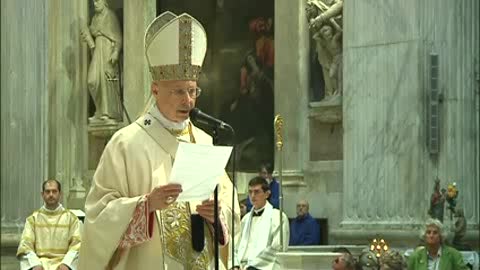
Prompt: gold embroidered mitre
<box><xmin>144</xmin><ymin>12</ymin><xmax>207</xmax><ymax>81</ymax></box>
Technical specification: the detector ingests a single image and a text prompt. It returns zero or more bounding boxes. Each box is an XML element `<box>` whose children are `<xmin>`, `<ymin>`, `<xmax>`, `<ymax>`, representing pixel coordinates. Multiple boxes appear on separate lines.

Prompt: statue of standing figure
<box><xmin>81</xmin><ymin>0</ymin><xmax>123</xmax><ymax>124</ymax></box>
<box><xmin>451</xmin><ymin>207</ymin><xmax>470</xmax><ymax>251</ymax></box>
<box><xmin>313</xmin><ymin>25</ymin><xmax>342</xmax><ymax>96</ymax></box>
<box><xmin>428</xmin><ymin>178</ymin><xmax>445</xmax><ymax>222</ymax></box>
<box><xmin>306</xmin><ymin>0</ymin><xmax>343</xmax><ymax>100</ymax></box>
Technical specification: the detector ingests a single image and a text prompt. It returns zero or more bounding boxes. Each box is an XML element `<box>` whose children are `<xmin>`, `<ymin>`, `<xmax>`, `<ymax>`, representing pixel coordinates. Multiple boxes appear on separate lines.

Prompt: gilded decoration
<box><xmin>149</xmin><ymin>16</ymin><xmax>203</xmax><ymax>81</ymax></box>
<box><xmin>159</xmin><ymin>202</ymin><xmax>213</xmax><ymax>269</ymax></box>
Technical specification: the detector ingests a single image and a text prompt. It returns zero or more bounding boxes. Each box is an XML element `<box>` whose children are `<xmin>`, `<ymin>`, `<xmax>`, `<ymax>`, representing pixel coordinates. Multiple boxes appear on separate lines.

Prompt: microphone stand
<box><xmin>229</xmin><ymin>132</ymin><xmax>237</xmax><ymax>270</ymax></box>
<box><xmin>211</xmin><ymin>126</ymin><xmax>236</xmax><ymax>270</ymax></box>
<box><xmin>190</xmin><ymin>113</ymin><xmax>235</xmax><ymax>270</ymax></box>
<box><xmin>212</xmin><ymin>127</ymin><xmax>220</xmax><ymax>270</ymax></box>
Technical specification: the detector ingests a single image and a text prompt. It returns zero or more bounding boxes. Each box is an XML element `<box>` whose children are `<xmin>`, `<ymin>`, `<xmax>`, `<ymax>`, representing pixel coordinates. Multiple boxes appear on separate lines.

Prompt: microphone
<box><xmin>189</xmin><ymin>108</ymin><xmax>233</xmax><ymax>131</ymax></box>
<box><xmin>191</xmin><ymin>214</ymin><xmax>204</xmax><ymax>252</ymax></box>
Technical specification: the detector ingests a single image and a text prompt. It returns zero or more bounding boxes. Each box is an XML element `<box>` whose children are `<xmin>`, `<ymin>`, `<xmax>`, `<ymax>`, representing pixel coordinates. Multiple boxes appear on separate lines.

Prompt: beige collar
<box><xmin>150</xmin><ymin>104</ymin><xmax>189</xmax><ymax>132</ymax></box>
<box><xmin>41</xmin><ymin>203</ymin><xmax>64</xmax><ymax>212</ymax></box>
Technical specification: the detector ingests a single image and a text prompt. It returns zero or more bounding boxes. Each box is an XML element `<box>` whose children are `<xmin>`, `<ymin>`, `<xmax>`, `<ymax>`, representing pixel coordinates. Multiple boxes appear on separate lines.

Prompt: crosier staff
<box><xmin>274</xmin><ymin>114</ymin><xmax>286</xmax><ymax>251</ymax></box>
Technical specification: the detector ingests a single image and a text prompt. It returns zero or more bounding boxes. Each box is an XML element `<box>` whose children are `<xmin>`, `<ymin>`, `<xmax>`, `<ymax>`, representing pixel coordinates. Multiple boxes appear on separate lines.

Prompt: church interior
<box><xmin>1</xmin><ymin>0</ymin><xmax>479</xmax><ymax>269</ymax></box>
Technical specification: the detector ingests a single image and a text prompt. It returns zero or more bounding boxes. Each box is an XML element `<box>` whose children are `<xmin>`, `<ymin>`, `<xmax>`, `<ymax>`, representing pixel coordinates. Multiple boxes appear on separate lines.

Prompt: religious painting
<box><xmin>158</xmin><ymin>0</ymin><xmax>275</xmax><ymax>172</ymax></box>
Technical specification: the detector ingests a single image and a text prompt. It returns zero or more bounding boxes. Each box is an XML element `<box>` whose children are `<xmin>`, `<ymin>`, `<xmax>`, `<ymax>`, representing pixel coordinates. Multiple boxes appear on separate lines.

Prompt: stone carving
<box><xmin>358</xmin><ymin>249</ymin><xmax>379</xmax><ymax>270</ymax></box>
<box><xmin>316</xmin><ymin>25</ymin><xmax>342</xmax><ymax>95</ymax></box>
<box><xmin>428</xmin><ymin>178</ymin><xmax>445</xmax><ymax>222</ymax></box>
<box><xmin>81</xmin><ymin>0</ymin><xmax>123</xmax><ymax>124</ymax></box>
<box><xmin>445</xmin><ymin>182</ymin><xmax>459</xmax><ymax>219</ymax></box>
<box><xmin>451</xmin><ymin>207</ymin><xmax>470</xmax><ymax>251</ymax></box>
<box><xmin>306</xmin><ymin>0</ymin><xmax>343</xmax><ymax>100</ymax></box>
<box><xmin>309</xmin><ymin>0</ymin><xmax>343</xmax><ymax>30</ymax></box>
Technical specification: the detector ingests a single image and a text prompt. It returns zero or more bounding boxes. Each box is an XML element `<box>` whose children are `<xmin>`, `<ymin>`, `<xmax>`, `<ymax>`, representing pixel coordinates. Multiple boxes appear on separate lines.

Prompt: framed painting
<box><xmin>158</xmin><ymin>0</ymin><xmax>275</xmax><ymax>172</ymax></box>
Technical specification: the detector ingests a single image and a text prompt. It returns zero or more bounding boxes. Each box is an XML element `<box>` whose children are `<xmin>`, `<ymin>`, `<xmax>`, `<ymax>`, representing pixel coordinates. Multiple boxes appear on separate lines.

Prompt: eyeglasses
<box><xmin>169</xmin><ymin>87</ymin><xmax>202</xmax><ymax>98</ymax></box>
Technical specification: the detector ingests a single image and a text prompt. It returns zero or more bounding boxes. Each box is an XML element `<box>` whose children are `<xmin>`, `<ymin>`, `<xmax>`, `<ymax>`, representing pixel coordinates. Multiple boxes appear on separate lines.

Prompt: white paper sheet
<box><xmin>169</xmin><ymin>142</ymin><xmax>233</xmax><ymax>202</ymax></box>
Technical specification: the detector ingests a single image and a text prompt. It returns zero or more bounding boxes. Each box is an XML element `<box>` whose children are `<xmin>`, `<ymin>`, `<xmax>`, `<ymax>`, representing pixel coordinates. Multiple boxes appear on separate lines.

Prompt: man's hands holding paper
<box><xmin>147</xmin><ymin>184</ymin><xmax>183</xmax><ymax>212</ymax></box>
<box><xmin>146</xmin><ymin>143</ymin><xmax>232</xmax><ymax>218</ymax></box>
<box><xmin>147</xmin><ymin>184</ymin><xmax>220</xmax><ymax>223</ymax></box>
<box><xmin>196</xmin><ymin>198</ymin><xmax>222</xmax><ymax>224</ymax></box>
<box><xmin>168</xmin><ymin>142</ymin><xmax>233</xmax><ymax>202</ymax></box>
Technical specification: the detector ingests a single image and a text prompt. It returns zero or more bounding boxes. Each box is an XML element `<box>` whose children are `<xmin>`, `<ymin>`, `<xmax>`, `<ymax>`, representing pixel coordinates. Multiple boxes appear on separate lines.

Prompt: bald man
<box><xmin>289</xmin><ymin>199</ymin><xmax>320</xmax><ymax>245</ymax></box>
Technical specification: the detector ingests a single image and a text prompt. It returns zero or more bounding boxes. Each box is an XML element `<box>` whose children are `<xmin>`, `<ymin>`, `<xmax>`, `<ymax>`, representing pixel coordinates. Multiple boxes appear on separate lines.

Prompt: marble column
<box><xmin>1</xmin><ymin>0</ymin><xmax>49</xmax><ymax>231</ymax></box>
<box><xmin>274</xmin><ymin>1</ymin><xmax>345</xmax><ymax>232</ymax></box>
<box><xmin>332</xmin><ymin>0</ymin><xmax>479</xmax><ymax>247</ymax></box>
<box><xmin>123</xmin><ymin>0</ymin><xmax>157</xmax><ymax>121</ymax></box>
<box><xmin>47</xmin><ymin>0</ymin><xmax>89</xmax><ymax>209</ymax></box>
<box><xmin>274</xmin><ymin>0</ymin><xmax>310</xmax><ymax>186</ymax></box>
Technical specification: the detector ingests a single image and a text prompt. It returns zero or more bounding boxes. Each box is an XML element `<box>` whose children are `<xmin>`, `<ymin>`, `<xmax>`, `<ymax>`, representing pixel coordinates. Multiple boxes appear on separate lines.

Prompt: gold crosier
<box><xmin>273</xmin><ymin>114</ymin><xmax>286</xmax><ymax>252</ymax></box>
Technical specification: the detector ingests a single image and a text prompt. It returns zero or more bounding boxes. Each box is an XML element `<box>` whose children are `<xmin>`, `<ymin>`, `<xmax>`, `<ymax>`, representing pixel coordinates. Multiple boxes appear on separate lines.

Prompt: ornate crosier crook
<box><xmin>274</xmin><ymin>114</ymin><xmax>286</xmax><ymax>251</ymax></box>
<box><xmin>274</xmin><ymin>115</ymin><xmax>284</xmax><ymax>150</ymax></box>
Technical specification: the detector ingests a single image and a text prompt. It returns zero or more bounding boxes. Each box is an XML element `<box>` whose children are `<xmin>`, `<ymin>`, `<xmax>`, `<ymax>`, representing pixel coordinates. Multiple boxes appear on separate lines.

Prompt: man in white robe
<box><xmin>78</xmin><ymin>11</ymin><xmax>240</xmax><ymax>270</ymax></box>
<box><xmin>231</xmin><ymin>177</ymin><xmax>289</xmax><ymax>270</ymax></box>
<box><xmin>17</xmin><ymin>180</ymin><xmax>81</xmax><ymax>270</ymax></box>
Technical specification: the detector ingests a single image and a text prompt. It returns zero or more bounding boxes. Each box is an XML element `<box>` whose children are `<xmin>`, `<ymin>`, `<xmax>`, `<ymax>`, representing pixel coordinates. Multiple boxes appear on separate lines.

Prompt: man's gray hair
<box><xmin>341</xmin><ymin>253</ymin><xmax>356</xmax><ymax>270</ymax></box>
<box><xmin>421</xmin><ymin>218</ymin><xmax>447</xmax><ymax>242</ymax></box>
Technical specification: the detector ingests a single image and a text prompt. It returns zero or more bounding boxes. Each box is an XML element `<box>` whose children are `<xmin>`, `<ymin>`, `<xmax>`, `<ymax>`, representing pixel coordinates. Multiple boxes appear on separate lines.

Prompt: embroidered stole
<box><xmin>136</xmin><ymin>115</ymin><xmax>213</xmax><ymax>269</ymax></box>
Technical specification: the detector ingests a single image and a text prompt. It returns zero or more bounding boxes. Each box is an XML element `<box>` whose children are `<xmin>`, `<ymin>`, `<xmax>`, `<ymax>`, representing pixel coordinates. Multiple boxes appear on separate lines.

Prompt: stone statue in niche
<box><xmin>306</xmin><ymin>0</ymin><xmax>343</xmax><ymax>100</ymax></box>
<box><xmin>451</xmin><ymin>207</ymin><xmax>471</xmax><ymax>251</ymax></box>
<box><xmin>309</xmin><ymin>0</ymin><xmax>343</xmax><ymax>30</ymax></box>
<box><xmin>314</xmin><ymin>25</ymin><xmax>342</xmax><ymax>96</ymax></box>
<box><xmin>81</xmin><ymin>0</ymin><xmax>123</xmax><ymax>124</ymax></box>
<box><xmin>428</xmin><ymin>178</ymin><xmax>445</xmax><ymax>222</ymax></box>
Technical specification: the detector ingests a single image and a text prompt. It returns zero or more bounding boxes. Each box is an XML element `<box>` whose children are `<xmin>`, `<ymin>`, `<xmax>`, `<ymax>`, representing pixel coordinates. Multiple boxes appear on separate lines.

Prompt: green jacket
<box><xmin>407</xmin><ymin>245</ymin><xmax>468</xmax><ymax>270</ymax></box>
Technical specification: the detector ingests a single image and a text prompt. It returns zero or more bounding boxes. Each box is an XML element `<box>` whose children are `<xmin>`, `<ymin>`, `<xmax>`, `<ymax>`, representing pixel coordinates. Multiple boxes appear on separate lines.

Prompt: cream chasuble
<box><xmin>17</xmin><ymin>204</ymin><xmax>81</xmax><ymax>270</ymax></box>
<box><xmin>78</xmin><ymin>106</ymin><xmax>240</xmax><ymax>270</ymax></box>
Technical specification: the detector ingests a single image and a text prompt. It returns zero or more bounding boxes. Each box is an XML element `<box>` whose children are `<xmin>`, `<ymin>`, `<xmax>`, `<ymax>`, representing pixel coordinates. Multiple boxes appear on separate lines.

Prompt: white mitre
<box><xmin>144</xmin><ymin>11</ymin><xmax>207</xmax><ymax>81</ymax></box>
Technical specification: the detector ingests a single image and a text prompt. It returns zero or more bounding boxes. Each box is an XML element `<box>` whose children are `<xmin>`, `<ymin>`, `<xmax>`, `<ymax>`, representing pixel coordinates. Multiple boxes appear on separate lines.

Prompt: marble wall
<box><xmin>334</xmin><ymin>0</ymin><xmax>479</xmax><ymax>247</ymax></box>
<box><xmin>1</xmin><ymin>0</ymin><xmax>93</xmax><ymax>230</ymax></box>
<box><xmin>275</xmin><ymin>0</ymin><xmax>345</xmax><ymax>239</ymax></box>
<box><xmin>274</xmin><ymin>0</ymin><xmax>309</xmax><ymax>186</ymax></box>
<box><xmin>48</xmin><ymin>0</ymin><xmax>90</xmax><ymax>209</ymax></box>
<box><xmin>276</xmin><ymin>0</ymin><xmax>479</xmax><ymax>247</ymax></box>
<box><xmin>123</xmin><ymin>0</ymin><xmax>156</xmax><ymax>120</ymax></box>
<box><xmin>418</xmin><ymin>0</ymin><xmax>479</xmax><ymax>228</ymax></box>
<box><xmin>1</xmin><ymin>0</ymin><xmax>157</xmax><ymax>230</ymax></box>
<box><xmin>1</xmin><ymin>0</ymin><xmax>49</xmax><ymax>231</ymax></box>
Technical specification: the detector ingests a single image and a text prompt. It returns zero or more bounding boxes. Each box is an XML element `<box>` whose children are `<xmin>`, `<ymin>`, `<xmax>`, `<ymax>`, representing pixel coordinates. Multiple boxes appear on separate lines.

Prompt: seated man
<box><xmin>17</xmin><ymin>180</ymin><xmax>81</xmax><ymax>270</ymax></box>
<box><xmin>407</xmin><ymin>218</ymin><xmax>467</xmax><ymax>270</ymax></box>
<box><xmin>246</xmin><ymin>163</ymin><xmax>279</xmax><ymax>211</ymax></box>
<box><xmin>232</xmin><ymin>176</ymin><xmax>289</xmax><ymax>270</ymax></box>
<box><xmin>332</xmin><ymin>252</ymin><xmax>356</xmax><ymax>270</ymax></box>
<box><xmin>289</xmin><ymin>199</ymin><xmax>320</xmax><ymax>245</ymax></box>
<box><xmin>239</xmin><ymin>198</ymin><xmax>248</xmax><ymax>218</ymax></box>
